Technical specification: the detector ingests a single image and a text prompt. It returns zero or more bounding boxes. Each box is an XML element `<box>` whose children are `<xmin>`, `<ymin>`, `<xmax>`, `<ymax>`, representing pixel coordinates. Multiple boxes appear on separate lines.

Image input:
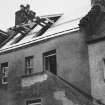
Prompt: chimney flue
<box><xmin>15</xmin><ymin>4</ymin><xmax>36</xmax><ymax>25</ymax></box>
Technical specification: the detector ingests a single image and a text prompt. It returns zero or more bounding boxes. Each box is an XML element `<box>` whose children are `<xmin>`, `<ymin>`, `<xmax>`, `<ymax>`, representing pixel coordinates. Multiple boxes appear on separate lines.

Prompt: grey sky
<box><xmin>0</xmin><ymin>0</ymin><xmax>91</xmax><ymax>31</ymax></box>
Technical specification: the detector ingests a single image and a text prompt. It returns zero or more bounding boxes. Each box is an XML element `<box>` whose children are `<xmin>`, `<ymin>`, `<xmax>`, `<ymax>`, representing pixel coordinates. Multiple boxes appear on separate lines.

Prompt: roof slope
<box><xmin>0</xmin><ymin>13</ymin><xmax>80</xmax><ymax>52</ymax></box>
<box><xmin>0</xmin><ymin>30</ymin><xmax>8</xmax><ymax>45</ymax></box>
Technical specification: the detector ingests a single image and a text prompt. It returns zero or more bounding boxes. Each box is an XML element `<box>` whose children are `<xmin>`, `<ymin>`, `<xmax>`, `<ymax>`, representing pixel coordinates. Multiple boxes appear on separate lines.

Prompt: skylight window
<box><xmin>31</xmin><ymin>16</ymin><xmax>61</xmax><ymax>37</ymax></box>
<box><xmin>1</xmin><ymin>33</ymin><xmax>22</xmax><ymax>49</ymax></box>
<box><xmin>29</xmin><ymin>25</ymin><xmax>43</xmax><ymax>37</ymax></box>
<box><xmin>14</xmin><ymin>33</ymin><xmax>21</xmax><ymax>38</ymax></box>
<box><xmin>33</xmin><ymin>25</ymin><xmax>43</xmax><ymax>33</ymax></box>
<box><xmin>11</xmin><ymin>33</ymin><xmax>22</xmax><ymax>44</ymax></box>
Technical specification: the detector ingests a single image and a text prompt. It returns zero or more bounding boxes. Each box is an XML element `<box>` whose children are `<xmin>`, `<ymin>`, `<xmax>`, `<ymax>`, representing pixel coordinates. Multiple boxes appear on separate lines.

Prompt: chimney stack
<box><xmin>15</xmin><ymin>4</ymin><xmax>36</xmax><ymax>25</ymax></box>
<box><xmin>91</xmin><ymin>0</ymin><xmax>105</xmax><ymax>11</ymax></box>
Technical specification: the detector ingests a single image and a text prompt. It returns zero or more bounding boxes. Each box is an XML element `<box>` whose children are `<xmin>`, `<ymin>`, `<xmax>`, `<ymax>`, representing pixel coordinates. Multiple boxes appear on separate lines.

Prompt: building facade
<box><xmin>2</xmin><ymin>1</ymin><xmax>105</xmax><ymax>105</ymax></box>
<box><xmin>79</xmin><ymin>0</ymin><xmax>105</xmax><ymax>104</ymax></box>
<box><xmin>0</xmin><ymin>5</ymin><xmax>95</xmax><ymax>105</ymax></box>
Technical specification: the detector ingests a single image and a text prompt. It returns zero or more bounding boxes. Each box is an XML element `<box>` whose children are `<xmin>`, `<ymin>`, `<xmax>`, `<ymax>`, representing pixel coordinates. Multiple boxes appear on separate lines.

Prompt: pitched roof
<box><xmin>0</xmin><ymin>13</ymin><xmax>80</xmax><ymax>52</ymax></box>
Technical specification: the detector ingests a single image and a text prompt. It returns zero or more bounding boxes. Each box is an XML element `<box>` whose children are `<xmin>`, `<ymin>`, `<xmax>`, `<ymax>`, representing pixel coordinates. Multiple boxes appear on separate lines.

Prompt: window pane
<box><xmin>44</xmin><ymin>57</ymin><xmax>49</xmax><ymax>70</ymax></box>
<box><xmin>49</xmin><ymin>55</ymin><xmax>57</xmax><ymax>75</ymax></box>
<box><xmin>43</xmin><ymin>50</ymin><xmax>57</xmax><ymax>75</ymax></box>
<box><xmin>1</xmin><ymin>62</ymin><xmax>8</xmax><ymax>84</ymax></box>
<box><xmin>25</xmin><ymin>56</ymin><xmax>34</xmax><ymax>74</ymax></box>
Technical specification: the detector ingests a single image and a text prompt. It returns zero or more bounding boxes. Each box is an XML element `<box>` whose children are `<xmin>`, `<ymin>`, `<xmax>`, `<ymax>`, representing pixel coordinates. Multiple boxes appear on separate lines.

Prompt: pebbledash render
<box><xmin>0</xmin><ymin>1</ymin><xmax>105</xmax><ymax>105</ymax></box>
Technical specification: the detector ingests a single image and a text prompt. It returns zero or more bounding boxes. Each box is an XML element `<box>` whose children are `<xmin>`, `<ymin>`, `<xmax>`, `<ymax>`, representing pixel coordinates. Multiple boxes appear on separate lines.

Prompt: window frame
<box><xmin>25</xmin><ymin>56</ymin><xmax>34</xmax><ymax>75</ymax></box>
<box><xmin>43</xmin><ymin>49</ymin><xmax>57</xmax><ymax>75</ymax></box>
<box><xmin>103</xmin><ymin>58</ymin><xmax>105</xmax><ymax>81</ymax></box>
<box><xmin>1</xmin><ymin>62</ymin><xmax>8</xmax><ymax>84</ymax></box>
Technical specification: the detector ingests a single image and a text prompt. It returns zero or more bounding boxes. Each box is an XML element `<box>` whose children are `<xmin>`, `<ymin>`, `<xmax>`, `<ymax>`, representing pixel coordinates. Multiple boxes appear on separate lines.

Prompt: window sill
<box><xmin>21</xmin><ymin>72</ymin><xmax>44</xmax><ymax>78</ymax></box>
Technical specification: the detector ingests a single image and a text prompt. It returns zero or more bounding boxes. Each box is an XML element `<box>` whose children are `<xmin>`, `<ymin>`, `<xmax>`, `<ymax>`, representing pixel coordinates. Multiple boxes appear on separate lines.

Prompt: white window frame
<box><xmin>25</xmin><ymin>56</ymin><xmax>34</xmax><ymax>75</ymax></box>
<box><xmin>2</xmin><ymin>67</ymin><xmax>8</xmax><ymax>84</ymax></box>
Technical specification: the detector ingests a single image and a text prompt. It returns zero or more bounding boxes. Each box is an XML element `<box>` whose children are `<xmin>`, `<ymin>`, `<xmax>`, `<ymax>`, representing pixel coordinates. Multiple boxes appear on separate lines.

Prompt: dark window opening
<box><xmin>25</xmin><ymin>56</ymin><xmax>34</xmax><ymax>75</ymax></box>
<box><xmin>43</xmin><ymin>50</ymin><xmax>57</xmax><ymax>75</ymax></box>
<box><xmin>36</xmin><ymin>22</ymin><xmax>52</xmax><ymax>37</ymax></box>
<box><xmin>26</xmin><ymin>98</ymin><xmax>42</xmax><ymax>105</ymax></box>
<box><xmin>1</xmin><ymin>62</ymin><xmax>8</xmax><ymax>84</ymax></box>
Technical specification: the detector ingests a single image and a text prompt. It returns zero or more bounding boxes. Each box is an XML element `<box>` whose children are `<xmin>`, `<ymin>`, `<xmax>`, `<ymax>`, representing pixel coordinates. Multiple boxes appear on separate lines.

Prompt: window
<box><xmin>25</xmin><ymin>56</ymin><xmax>34</xmax><ymax>75</ymax></box>
<box><xmin>26</xmin><ymin>98</ymin><xmax>42</xmax><ymax>105</ymax></box>
<box><xmin>43</xmin><ymin>50</ymin><xmax>57</xmax><ymax>75</ymax></box>
<box><xmin>103</xmin><ymin>58</ymin><xmax>105</xmax><ymax>80</ymax></box>
<box><xmin>1</xmin><ymin>62</ymin><xmax>8</xmax><ymax>84</ymax></box>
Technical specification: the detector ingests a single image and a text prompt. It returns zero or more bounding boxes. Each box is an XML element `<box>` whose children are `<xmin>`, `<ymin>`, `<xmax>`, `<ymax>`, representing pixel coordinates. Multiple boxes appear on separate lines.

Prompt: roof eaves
<box><xmin>0</xmin><ymin>27</ymin><xmax>79</xmax><ymax>54</ymax></box>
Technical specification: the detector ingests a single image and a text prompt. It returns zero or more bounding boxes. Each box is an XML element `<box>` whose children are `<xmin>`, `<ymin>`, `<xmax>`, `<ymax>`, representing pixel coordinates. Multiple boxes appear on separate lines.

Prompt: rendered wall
<box><xmin>0</xmin><ymin>30</ymin><xmax>91</xmax><ymax>105</ymax></box>
<box><xmin>6</xmin><ymin>72</ymin><xmax>93</xmax><ymax>105</ymax></box>
<box><xmin>88</xmin><ymin>40</ymin><xmax>105</xmax><ymax>104</ymax></box>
